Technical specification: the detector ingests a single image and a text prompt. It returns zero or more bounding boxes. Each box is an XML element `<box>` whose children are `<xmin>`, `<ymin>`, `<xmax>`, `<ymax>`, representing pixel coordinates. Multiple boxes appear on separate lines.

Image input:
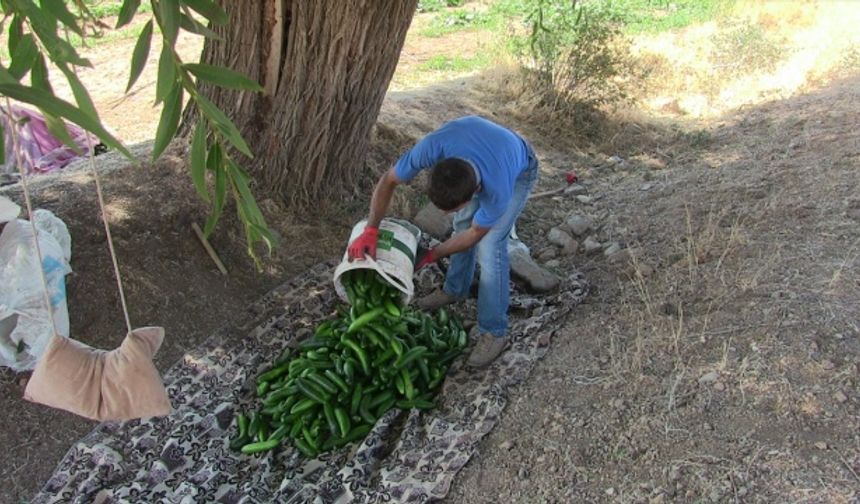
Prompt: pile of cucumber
<box><xmin>230</xmin><ymin>269</ymin><xmax>467</xmax><ymax>457</ymax></box>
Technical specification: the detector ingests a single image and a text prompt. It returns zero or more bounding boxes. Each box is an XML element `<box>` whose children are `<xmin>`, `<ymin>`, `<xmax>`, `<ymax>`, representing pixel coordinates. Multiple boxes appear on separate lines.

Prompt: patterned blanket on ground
<box><xmin>32</xmin><ymin>260</ymin><xmax>588</xmax><ymax>503</ymax></box>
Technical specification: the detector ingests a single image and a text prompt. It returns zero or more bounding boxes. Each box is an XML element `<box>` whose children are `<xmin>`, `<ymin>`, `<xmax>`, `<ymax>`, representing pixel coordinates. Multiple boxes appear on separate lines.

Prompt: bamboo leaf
<box><xmin>157</xmin><ymin>0</ymin><xmax>181</xmax><ymax>46</ymax></box>
<box><xmin>155</xmin><ymin>44</ymin><xmax>176</xmax><ymax>104</ymax></box>
<box><xmin>17</xmin><ymin>0</ymin><xmax>90</xmax><ymax>67</ymax></box>
<box><xmin>151</xmin><ymin>82</ymin><xmax>183</xmax><ymax>161</ymax></box>
<box><xmin>41</xmin><ymin>110</ymin><xmax>81</xmax><ymax>154</ymax></box>
<box><xmin>42</xmin><ymin>0</ymin><xmax>84</xmax><ymax>36</ymax></box>
<box><xmin>228</xmin><ymin>159</ymin><xmax>265</xmax><ymax>225</ymax></box>
<box><xmin>127</xmin><ymin>20</ymin><xmax>153</xmax><ymax>92</ymax></box>
<box><xmin>8</xmin><ymin>16</ymin><xmax>24</xmax><ymax>56</ymax></box>
<box><xmin>178</xmin><ymin>10</ymin><xmax>221</xmax><ymax>39</ymax></box>
<box><xmin>0</xmin><ymin>66</ymin><xmax>15</xmax><ymax>85</ymax></box>
<box><xmin>204</xmin><ymin>143</ymin><xmax>226</xmax><ymax>236</ymax></box>
<box><xmin>196</xmin><ymin>94</ymin><xmax>253</xmax><ymax>157</ymax></box>
<box><xmin>116</xmin><ymin>0</ymin><xmax>141</xmax><ymax>28</ymax></box>
<box><xmin>30</xmin><ymin>53</ymin><xmax>53</xmax><ymax>93</ymax></box>
<box><xmin>0</xmin><ymin>82</ymin><xmax>131</xmax><ymax>158</ymax></box>
<box><xmin>58</xmin><ymin>64</ymin><xmax>100</xmax><ymax>121</ymax></box>
<box><xmin>190</xmin><ymin>121</ymin><xmax>209</xmax><ymax>202</ymax></box>
<box><xmin>8</xmin><ymin>34</ymin><xmax>38</xmax><ymax>80</ymax></box>
<box><xmin>183</xmin><ymin>0</ymin><xmax>229</xmax><ymax>25</ymax></box>
<box><xmin>184</xmin><ymin>63</ymin><xmax>262</xmax><ymax>92</ymax></box>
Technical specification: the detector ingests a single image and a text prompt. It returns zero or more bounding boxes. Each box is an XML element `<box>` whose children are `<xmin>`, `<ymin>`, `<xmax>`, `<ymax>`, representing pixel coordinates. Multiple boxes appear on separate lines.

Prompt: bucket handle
<box><xmin>362</xmin><ymin>254</ymin><xmax>410</xmax><ymax>293</ymax></box>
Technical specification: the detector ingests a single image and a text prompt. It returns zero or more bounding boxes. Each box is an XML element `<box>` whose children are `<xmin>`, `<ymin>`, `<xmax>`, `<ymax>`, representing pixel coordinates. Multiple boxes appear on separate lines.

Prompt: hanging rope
<box><xmin>80</xmin><ymin>120</ymin><xmax>133</xmax><ymax>334</ymax></box>
<box><xmin>4</xmin><ymin>97</ymin><xmax>59</xmax><ymax>338</ymax></box>
<box><xmin>67</xmin><ymin>27</ymin><xmax>133</xmax><ymax>335</ymax></box>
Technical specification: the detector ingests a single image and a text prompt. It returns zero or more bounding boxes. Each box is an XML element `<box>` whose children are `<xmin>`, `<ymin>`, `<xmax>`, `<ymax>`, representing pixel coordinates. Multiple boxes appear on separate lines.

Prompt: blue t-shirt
<box><xmin>394</xmin><ymin>116</ymin><xmax>530</xmax><ymax>228</ymax></box>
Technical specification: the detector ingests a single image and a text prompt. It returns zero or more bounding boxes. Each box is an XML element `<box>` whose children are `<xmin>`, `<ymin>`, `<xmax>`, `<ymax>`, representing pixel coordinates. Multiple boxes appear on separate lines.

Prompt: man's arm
<box><xmin>367</xmin><ymin>167</ymin><xmax>401</xmax><ymax>228</ymax></box>
<box><xmin>434</xmin><ymin>223</ymin><xmax>490</xmax><ymax>259</ymax></box>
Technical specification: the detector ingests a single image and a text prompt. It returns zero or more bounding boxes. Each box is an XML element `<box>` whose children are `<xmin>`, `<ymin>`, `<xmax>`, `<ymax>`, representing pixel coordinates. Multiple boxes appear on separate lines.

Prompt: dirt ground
<box><xmin>1</xmin><ymin>8</ymin><xmax>859</xmax><ymax>504</ymax></box>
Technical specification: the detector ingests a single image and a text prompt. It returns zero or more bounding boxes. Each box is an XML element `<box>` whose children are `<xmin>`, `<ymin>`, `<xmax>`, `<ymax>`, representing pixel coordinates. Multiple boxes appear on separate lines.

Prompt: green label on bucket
<box><xmin>377</xmin><ymin>230</ymin><xmax>414</xmax><ymax>263</ymax></box>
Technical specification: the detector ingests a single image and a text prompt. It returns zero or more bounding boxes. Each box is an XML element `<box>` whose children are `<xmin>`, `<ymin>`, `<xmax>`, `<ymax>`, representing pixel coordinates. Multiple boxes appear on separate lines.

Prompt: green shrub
<box><xmin>512</xmin><ymin>0</ymin><xmax>641</xmax><ymax>114</ymax></box>
<box><xmin>710</xmin><ymin>21</ymin><xmax>785</xmax><ymax>77</ymax></box>
<box><xmin>837</xmin><ymin>44</ymin><xmax>860</xmax><ymax>74</ymax></box>
<box><xmin>417</xmin><ymin>0</ymin><xmax>465</xmax><ymax>14</ymax></box>
<box><xmin>422</xmin><ymin>8</ymin><xmax>495</xmax><ymax>37</ymax></box>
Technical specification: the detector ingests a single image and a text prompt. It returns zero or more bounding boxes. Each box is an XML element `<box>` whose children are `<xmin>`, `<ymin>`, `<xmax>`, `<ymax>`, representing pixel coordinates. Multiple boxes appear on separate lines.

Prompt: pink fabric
<box><xmin>1</xmin><ymin>105</ymin><xmax>98</xmax><ymax>175</ymax></box>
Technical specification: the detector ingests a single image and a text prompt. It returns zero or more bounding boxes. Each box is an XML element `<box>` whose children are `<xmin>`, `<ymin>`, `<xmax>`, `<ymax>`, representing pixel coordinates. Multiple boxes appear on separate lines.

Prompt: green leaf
<box><xmin>190</xmin><ymin>121</ymin><xmax>209</xmax><ymax>202</ymax></box>
<box><xmin>155</xmin><ymin>44</ymin><xmax>176</xmax><ymax>104</ymax></box>
<box><xmin>9</xmin><ymin>34</ymin><xmax>38</xmax><ymax>80</ymax></box>
<box><xmin>184</xmin><ymin>63</ymin><xmax>262</xmax><ymax>92</ymax></box>
<box><xmin>8</xmin><ymin>16</ymin><xmax>24</xmax><ymax>56</ymax></box>
<box><xmin>179</xmin><ymin>11</ymin><xmax>221</xmax><ymax>39</ymax></box>
<box><xmin>58</xmin><ymin>64</ymin><xmax>100</xmax><ymax>121</ymax></box>
<box><xmin>151</xmin><ymin>82</ymin><xmax>183</xmax><ymax>161</ymax></box>
<box><xmin>116</xmin><ymin>0</ymin><xmax>141</xmax><ymax>28</ymax></box>
<box><xmin>17</xmin><ymin>0</ymin><xmax>90</xmax><ymax>67</ymax></box>
<box><xmin>0</xmin><ymin>83</ymin><xmax>131</xmax><ymax>159</ymax></box>
<box><xmin>42</xmin><ymin>0</ymin><xmax>84</xmax><ymax>36</ymax></box>
<box><xmin>30</xmin><ymin>53</ymin><xmax>53</xmax><ymax>93</ymax></box>
<box><xmin>184</xmin><ymin>0</ymin><xmax>229</xmax><ymax>25</ymax></box>
<box><xmin>228</xmin><ymin>159</ymin><xmax>265</xmax><ymax>224</ymax></box>
<box><xmin>157</xmin><ymin>0</ymin><xmax>181</xmax><ymax>46</ymax></box>
<box><xmin>204</xmin><ymin>143</ymin><xmax>226</xmax><ymax>236</ymax></box>
<box><xmin>127</xmin><ymin>20</ymin><xmax>153</xmax><ymax>92</ymax></box>
<box><xmin>41</xmin><ymin>110</ymin><xmax>81</xmax><ymax>155</ymax></box>
<box><xmin>0</xmin><ymin>67</ymin><xmax>15</xmax><ymax>85</ymax></box>
<box><xmin>196</xmin><ymin>95</ymin><xmax>253</xmax><ymax>157</ymax></box>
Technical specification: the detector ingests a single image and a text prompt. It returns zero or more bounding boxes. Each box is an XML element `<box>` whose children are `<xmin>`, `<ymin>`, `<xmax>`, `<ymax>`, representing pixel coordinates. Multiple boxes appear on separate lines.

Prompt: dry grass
<box><xmin>632</xmin><ymin>0</ymin><xmax>860</xmax><ymax>118</ymax></box>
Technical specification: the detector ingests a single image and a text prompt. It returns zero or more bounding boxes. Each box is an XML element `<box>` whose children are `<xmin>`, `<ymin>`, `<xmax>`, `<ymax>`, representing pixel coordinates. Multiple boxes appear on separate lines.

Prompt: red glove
<box><xmin>415</xmin><ymin>248</ymin><xmax>437</xmax><ymax>270</ymax></box>
<box><xmin>347</xmin><ymin>226</ymin><xmax>379</xmax><ymax>261</ymax></box>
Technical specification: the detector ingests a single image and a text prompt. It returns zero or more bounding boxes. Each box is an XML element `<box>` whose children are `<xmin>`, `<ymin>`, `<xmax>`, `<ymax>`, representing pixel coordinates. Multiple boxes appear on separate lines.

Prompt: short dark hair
<box><xmin>428</xmin><ymin>158</ymin><xmax>477</xmax><ymax>211</ymax></box>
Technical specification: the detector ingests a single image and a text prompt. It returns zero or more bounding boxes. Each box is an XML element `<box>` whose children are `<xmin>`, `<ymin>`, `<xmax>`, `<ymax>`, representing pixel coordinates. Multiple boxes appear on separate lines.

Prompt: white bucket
<box><xmin>333</xmin><ymin>218</ymin><xmax>421</xmax><ymax>304</ymax></box>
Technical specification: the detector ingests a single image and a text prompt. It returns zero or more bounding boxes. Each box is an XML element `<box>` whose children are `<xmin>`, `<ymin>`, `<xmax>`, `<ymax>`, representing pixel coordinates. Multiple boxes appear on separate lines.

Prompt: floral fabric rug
<box><xmin>32</xmin><ymin>260</ymin><xmax>588</xmax><ymax>503</ymax></box>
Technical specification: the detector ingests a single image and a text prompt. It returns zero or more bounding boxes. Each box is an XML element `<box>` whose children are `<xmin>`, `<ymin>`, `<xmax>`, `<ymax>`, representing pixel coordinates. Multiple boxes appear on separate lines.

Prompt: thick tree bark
<box><xmin>184</xmin><ymin>0</ymin><xmax>417</xmax><ymax>204</ymax></box>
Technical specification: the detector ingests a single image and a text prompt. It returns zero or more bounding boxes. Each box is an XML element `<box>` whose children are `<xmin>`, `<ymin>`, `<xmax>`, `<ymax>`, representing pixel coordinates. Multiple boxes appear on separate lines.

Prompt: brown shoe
<box><xmin>467</xmin><ymin>331</ymin><xmax>510</xmax><ymax>368</ymax></box>
<box><xmin>416</xmin><ymin>289</ymin><xmax>459</xmax><ymax>310</ymax></box>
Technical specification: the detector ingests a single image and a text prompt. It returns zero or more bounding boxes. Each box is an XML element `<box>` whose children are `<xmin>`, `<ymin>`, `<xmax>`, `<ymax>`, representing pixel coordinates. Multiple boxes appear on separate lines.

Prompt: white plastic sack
<box><xmin>0</xmin><ymin>209</ymin><xmax>72</xmax><ymax>371</ymax></box>
<box><xmin>0</xmin><ymin>195</ymin><xmax>20</xmax><ymax>223</ymax></box>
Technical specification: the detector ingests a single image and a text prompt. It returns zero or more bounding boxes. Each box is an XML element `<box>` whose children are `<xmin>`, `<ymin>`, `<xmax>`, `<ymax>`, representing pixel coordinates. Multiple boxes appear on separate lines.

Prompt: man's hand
<box><xmin>415</xmin><ymin>247</ymin><xmax>436</xmax><ymax>270</ymax></box>
<box><xmin>347</xmin><ymin>226</ymin><xmax>379</xmax><ymax>261</ymax></box>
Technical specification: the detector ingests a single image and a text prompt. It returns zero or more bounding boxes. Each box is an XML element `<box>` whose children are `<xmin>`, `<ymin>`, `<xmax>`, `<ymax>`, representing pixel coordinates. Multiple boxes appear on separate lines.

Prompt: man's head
<box><xmin>428</xmin><ymin>158</ymin><xmax>478</xmax><ymax>212</ymax></box>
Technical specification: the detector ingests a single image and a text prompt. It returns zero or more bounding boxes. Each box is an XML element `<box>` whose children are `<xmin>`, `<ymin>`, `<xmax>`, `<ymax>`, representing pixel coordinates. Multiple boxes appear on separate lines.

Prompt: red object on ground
<box><xmin>566</xmin><ymin>171</ymin><xmax>578</xmax><ymax>184</ymax></box>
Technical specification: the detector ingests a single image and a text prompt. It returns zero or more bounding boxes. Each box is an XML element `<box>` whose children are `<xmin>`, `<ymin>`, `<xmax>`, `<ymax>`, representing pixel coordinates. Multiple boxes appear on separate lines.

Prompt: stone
<box><xmin>548</xmin><ymin>227</ymin><xmax>576</xmax><ymax>249</ymax></box>
<box><xmin>564</xmin><ymin>183</ymin><xmax>587</xmax><ymax>195</ymax></box>
<box><xmin>500</xmin><ymin>440</ymin><xmax>514</xmax><ymax>450</ymax></box>
<box><xmin>537</xmin><ymin>247</ymin><xmax>558</xmax><ymax>262</ymax></box>
<box><xmin>814</xmin><ymin>441</ymin><xmax>828</xmax><ymax>450</ymax></box>
<box><xmin>584</xmin><ymin>237</ymin><xmax>602</xmax><ymax>254</ymax></box>
<box><xmin>713</xmin><ymin>382</ymin><xmax>726</xmax><ymax>391</ymax></box>
<box><xmin>509</xmin><ymin>247</ymin><xmax>561</xmax><ymax>293</ymax></box>
<box><xmin>640</xmin><ymin>183</ymin><xmax>654</xmax><ymax>191</ymax></box>
<box><xmin>576</xmin><ymin>195</ymin><xmax>594</xmax><ymax>205</ymax></box>
<box><xmin>607</xmin><ymin>248</ymin><xmax>631</xmax><ymax>265</ymax></box>
<box><xmin>545</xmin><ymin>259</ymin><xmax>561</xmax><ymax>268</ymax></box>
<box><xmin>565</xmin><ymin>214</ymin><xmax>594</xmax><ymax>236</ymax></box>
<box><xmin>699</xmin><ymin>371</ymin><xmax>719</xmax><ymax>384</ymax></box>
<box><xmin>603</xmin><ymin>242</ymin><xmax>622</xmax><ymax>257</ymax></box>
<box><xmin>821</xmin><ymin>359</ymin><xmax>836</xmax><ymax>370</ymax></box>
<box><xmin>834</xmin><ymin>391</ymin><xmax>848</xmax><ymax>403</ymax></box>
<box><xmin>562</xmin><ymin>240</ymin><xmax>579</xmax><ymax>255</ymax></box>
<box><xmin>413</xmin><ymin>202</ymin><xmax>452</xmax><ymax>240</ymax></box>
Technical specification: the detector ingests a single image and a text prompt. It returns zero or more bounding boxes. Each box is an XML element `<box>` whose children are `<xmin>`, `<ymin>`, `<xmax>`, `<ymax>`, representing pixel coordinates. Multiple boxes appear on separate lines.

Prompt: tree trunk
<box><xmin>184</xmin><ymin>0</ymin><xmax>417</xmax><ymax>203</ymax></box>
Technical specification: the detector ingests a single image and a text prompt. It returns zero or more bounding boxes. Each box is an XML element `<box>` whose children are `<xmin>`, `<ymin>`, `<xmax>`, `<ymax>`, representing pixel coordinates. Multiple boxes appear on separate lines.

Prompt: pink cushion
<box><xmin>24</xmin><ymin>327</ymin><xmax>172</xmax><ymax>421</ymax></box>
